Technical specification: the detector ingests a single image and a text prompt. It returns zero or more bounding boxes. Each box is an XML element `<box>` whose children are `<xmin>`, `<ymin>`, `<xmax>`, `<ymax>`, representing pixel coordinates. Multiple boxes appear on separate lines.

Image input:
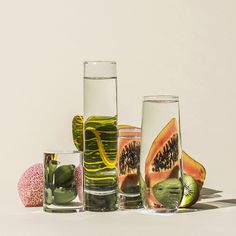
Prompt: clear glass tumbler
<box><xmin>83</xmin><ymin>61</ymin><xmax>118</xmax><ymax>211</ymax></box>
<box><xmin>118</xmin><ymin>127</ymin><xmax>143</xmax><ymax>209</ymax></box>
<box><xmin>140</xmin><ymin>95</ymin><xmax>184</xmax><ymax>213</ymax></box>
<box><xmin>43</xmin><ymin>151</ymin><xmax>84</xmax><ymax>213</ymax></box>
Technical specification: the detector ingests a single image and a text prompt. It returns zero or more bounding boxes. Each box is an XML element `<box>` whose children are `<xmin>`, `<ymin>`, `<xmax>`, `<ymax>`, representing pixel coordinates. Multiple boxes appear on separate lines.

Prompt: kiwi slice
<box><xmin>152</xmin><ymin>178</ymin><xmax>183</xmax><ymax>209</ymax></box>
<box><xmin>180</xmin><ymin>174</ymin><xmax>199</xmax><ymax>208</ymax></box>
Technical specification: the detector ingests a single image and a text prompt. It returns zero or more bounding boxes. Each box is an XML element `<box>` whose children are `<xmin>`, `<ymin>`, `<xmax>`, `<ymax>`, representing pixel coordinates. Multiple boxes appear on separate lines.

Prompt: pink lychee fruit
<box><xmin>17</xmin><ymin>163</ymin><xmax>43</xmax><ymax>207</ymax></box>
<box><xmin>75</xmin><ymin>164</ymin><xmax>83</xmax><ymax>201</ymax></box>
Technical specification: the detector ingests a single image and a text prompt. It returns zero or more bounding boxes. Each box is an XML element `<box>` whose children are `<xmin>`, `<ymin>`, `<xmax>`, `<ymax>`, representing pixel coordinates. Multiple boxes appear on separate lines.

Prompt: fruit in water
<box><xmin>53</xmin><ymin>188</ymin><xmax>77</xmax><ymax>205</ymax></box>
<box><xmin>17</xmin><ymin>163</ymin><xmax>43</xmax><ymax>207</ymax></box>
<box><xmin>147</xmin><ymin>167</ymin><xmax>202</xmax><ymax>209</ymax></box>
<box><xmin>45</xmin><ymin>188</ymin><xmax>53</xmax><ymax>204</ymax></box>
<box><xmin>144</xmin><ymin>118</ymin><xmax>182</xmax><ymax>208</ymax></box>
<box><xmin>118</xmin><ymin>128</ymin><xmax>141</xmax><ymax>195</ymax></box>
<box><xmin>182</xmin><ymin>151</ymin><xmax>206</xmax><ymax>188</ymax></box>
<box><xmin>71</xmin><ymin>117</ymin><xmax>206</xmax><ymax>189</ymax></box>
<box><xmin>54</xmin><ymin>165</ymin><xmax>75</xmax><ymax>188</ymax></box>
<box><xmin>72</xmin><ymin>115</ymin><xmax>139</xmax><ymax>153</ymax></box>
<box><xmin>48</xmin><ymin>159</ymin><xmax>57</xmax><ymax>184</ymax></box>
<box><xmin>145</xmin><ymin>118</ymin><xmax>181</xmax><ymax>188</ymax></box>
<box><xmin>119</xmin><ymin>140</ymin><xmax>140</xmax><ymax>175</ymax></box>
<box><xmin>152</xmin><ymin>178</ymin><xmax>183</xmax><ymax>209</ymax></box>
<box><xmin>84</xmin><ymin>115</ymin><xmax>118</xmax><ymax>212</ymax></box>
<box><xmin>119</xmin><ymin>173</ymin><xmax>139</xmax><ymax>194</ymax></box>
<box><xmin>142</xmin><ymin>117</ymin><xmax>206</xmax><ymax>208</ymax></box>
<box><xmin>72</xmin><ymin>115</ymin><xmax>83</xmax><ymax>151</ymax></box>
<box><xmin>180</xmin><ymin>174</ymin><xmax>199</xmax><ymax>207</ymax></box>
<box><xmin>71</xmin><ymin>118</ymin><xmax>205</xmax><ymax>208</ymax></box>
<box><xmin>18</xmin><ymin>163</ymin><xmax>83</xmax><ymax>207</ymax></box>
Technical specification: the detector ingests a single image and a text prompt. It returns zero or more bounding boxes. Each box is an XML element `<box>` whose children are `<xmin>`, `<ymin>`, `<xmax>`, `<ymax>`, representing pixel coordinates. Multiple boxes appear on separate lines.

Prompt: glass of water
<box><xmin>140</xmin><ymin>95</ymin><xmax>184</xmax><ymax>213</ymax></box>
<box><xmin>118</xmin><ymin>127</ymin><xmax>143</xmax><ymax>209</ymax></box>
<box><xmin>83</xmin><ymin>61</ymin><xmax>118</xmax><ymax>211</ymax></box>
<box><xmin>43</xmin><ymin>151</ymin><xmax>84</xmax><ymax>213</ymax></box>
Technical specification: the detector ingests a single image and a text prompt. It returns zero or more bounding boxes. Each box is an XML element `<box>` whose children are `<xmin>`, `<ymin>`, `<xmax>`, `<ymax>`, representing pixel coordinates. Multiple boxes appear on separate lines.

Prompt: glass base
<box><xmin>145</xmin><ymin>206</ymin><xmax>178</xmax><ymax>214</ymax></box>
<box><xmin>119</xmin><ymin>194</ymin><xmax>143</xmax><ymax>210</ymax></box>
<box><xmin>85</xmin><ymin>191</ymin><xmax>118</xmax><ymax>212</ymax></box>
<box><xmin>43</xmin><ymin>204</ymin><xmax>84</xmax><ymax>213</ymax></box>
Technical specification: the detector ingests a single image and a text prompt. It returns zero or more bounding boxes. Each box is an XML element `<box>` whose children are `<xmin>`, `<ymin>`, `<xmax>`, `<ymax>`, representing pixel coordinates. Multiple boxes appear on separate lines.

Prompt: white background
<box><xmin>0</xmin><ymin>0</ymin><xmax>236</xmax><ymax>235</ymax></box>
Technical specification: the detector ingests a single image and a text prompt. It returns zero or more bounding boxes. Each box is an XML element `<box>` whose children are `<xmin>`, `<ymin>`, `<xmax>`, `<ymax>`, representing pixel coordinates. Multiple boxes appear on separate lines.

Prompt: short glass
<box><xmin>118</xmin><ymin>127</ymin><xmax>143</xmax><ymax>209</ymax></box>
<box><xmin>43</xmin><ymin>151</ymin><xmax>84</xmax><ymax>213</ymax></box>
<box><xmin>140</xmin><ymin>95</ymin><xmax>184</xmax><ymax>213</ymax></box>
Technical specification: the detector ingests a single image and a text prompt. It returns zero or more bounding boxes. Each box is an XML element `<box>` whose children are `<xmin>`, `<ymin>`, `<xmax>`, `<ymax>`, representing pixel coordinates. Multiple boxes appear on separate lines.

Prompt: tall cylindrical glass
<box><xmin>83</xmin><ymin>61</ymin><xmax>118</xmax><ymax>211</ymax></box>
<box><xmin>140</xmin><ymin>95</ymin><xmax>184</xmax><ymax>213</ymax></box>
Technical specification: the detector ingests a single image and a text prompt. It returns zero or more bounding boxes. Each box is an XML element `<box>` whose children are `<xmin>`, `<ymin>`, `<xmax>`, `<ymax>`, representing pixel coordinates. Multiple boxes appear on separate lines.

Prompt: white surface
<box><xmin>0</xmin><ymin>0</ymin><xmax>236</xmax><ymax>235</ymax></box>
<box><xmin>1</xmin><ymin>191</ymin><xmax>236</xmax><ymax>236</ymax></box>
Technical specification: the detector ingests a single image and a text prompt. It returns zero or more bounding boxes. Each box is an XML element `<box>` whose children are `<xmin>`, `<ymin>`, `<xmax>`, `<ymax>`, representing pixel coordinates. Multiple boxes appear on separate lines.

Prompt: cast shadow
<box><xmin>178</xmin><ymin>187</ymin><xmax>236</xmax><ymax>214</ymax></box>
<box><xmin>199</xmin><ymin>187</ymin><xmax>223</xmax><ymax>200</ymax></box>
<box><xmin>178</xmin><ymin>199</ymin><xmax>236</xmax><ymax>213</ymax></box>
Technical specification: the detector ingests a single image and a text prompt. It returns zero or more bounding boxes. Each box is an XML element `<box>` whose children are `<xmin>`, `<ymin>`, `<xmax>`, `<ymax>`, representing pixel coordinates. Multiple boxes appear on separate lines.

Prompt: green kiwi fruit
<box><xmin>45</xmin><ymin>188</ymin><xmax>53</xmax><ymax>204</ymax></box>
<box><xmin>53</xmin><ymin>188</ymin><xmax>77</xmax><ymax>205</ymax></box>
<box><xmin>139</xmin><ymin>175</ymin><xmax>147</xmax><ymax>206</ymax></box>
<box><xmin>152</xmin><ymin>178</ymin><xmax>183</xmax><ymax>209</ymax></box>
<box><xmin>180</xmin><ymin>174</ymin><xmax>199</xmax><ymax>208</ymax></box>
<box><xmin>54</xmin><ymin>164</ymin><xmax>75</xmax><ymax>188</ymax></box>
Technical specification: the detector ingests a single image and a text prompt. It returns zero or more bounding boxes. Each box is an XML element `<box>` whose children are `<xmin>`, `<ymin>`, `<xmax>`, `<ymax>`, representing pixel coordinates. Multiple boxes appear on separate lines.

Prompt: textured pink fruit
<box><xmin>17</xmin><ymin>163</ymin><xmax>43</xmax><ymax>207</ymax></box>
<box><xmin>75</xmin><ymin>165</ymin><xmax>83</xmax><ymax>201</ymax></box>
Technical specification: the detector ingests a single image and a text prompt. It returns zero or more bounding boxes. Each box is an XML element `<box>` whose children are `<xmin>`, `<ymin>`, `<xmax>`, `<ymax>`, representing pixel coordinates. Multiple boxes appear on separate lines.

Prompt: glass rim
<box><xmin>143</xmin><ymin>95</ymin><xmax>179</xmax><ymax>102</ymax></box>
<box><xmin>84</xmin><ymin>61</ymin><xmax>116</xmax><ymax>65</ymax></box>
<box><xmin>118</xmin><ymin>127</ymin><xmax>141</xmax><ymax>132</ymax></box>
<box><xmin>118</xmin><ymin>127</ymin><xmax>141</xmax><ymax>138</ymax></box>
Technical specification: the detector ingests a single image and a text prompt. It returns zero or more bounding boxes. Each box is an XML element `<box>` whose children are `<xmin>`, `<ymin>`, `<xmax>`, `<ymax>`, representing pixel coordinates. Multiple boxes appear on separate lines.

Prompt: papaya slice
<box><xmin>182</xmin><ymin>151</ymin><xmax>206</xmax><ymax>188</ymax></box>
<box><xmin>118</xmin><ymin>126</ymin><xmax>141</xmax><ymax>137</ymax></box>
<box><xmin>146</xmin><ymin>193</ymin><xmax>161</xmax><ymax>208</ymax></box>
<box><xmin>145</xmin><ymin>118</ymin><xmax>181</xmax><ymax>188</ymax></box>
<box><xmin>146</xmin><ymin>153</ymin><xmax>206</xmax><ymax>208</ymax></box>
<box><xmin>118</xmin><ymin>129</ymin><xmax>141</xmax><ymax>194</ymax></box>
<box><xmin>118</xmin><ymin>173</ymin><xmax>139</xmax><ymax>194</ymax></box>
<box><xmin>71</xmin><ymin>117</ymin><xmax>206</xmax><ymax>192</ymax></box>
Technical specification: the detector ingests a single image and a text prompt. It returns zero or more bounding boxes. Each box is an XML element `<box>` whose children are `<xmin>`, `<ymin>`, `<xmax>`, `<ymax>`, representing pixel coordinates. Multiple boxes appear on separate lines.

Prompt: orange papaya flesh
<box><xmin>145</xmin><ymin>165</ymin><xmax>180</xmax><ymax>190</ymax></box>
<box><xmin>118</xmin><ymin>138</ymin><xmax>140</xmax><ymax>175</ymax></box>
<box><xmin>146</xmin><ymin>193</ymin><xmax>161</xmax><ymax>208</ymax></box>
<box><xmin>146</xmin><ymin>153</ymin><xmax>206</xmax><ymax>208</ymax></box>
<box><xmin>118</xmin><ymin>127</ymin><xmax>141</xmax><ymax>138</ymax></box>
<box><xmin>117</xmin><ymin>122</ymin><xmax>206</xmax><ymax>208</ymax></box>
<box><xmin>182</xmin><ymin>151</ymin><xmax>206</xmax><ymax>188</ymax></box>
<box><xmin>118</xmin><ymin>175</ymin><xmax>127</xmax><ymax>190</ymax></box>
<box><xmin>145</xmin><ymin>118</ymin><xmax>180</xmax><ymax>188</ymax></box>
<box><xmin>146</xmin><ymin>167</ymin><xmax>181</xmax><ymax>208</ymax></box>
<box><xmin>118</xmin><ymin>135</ymin><xmax>141</xmax><ymax>193</ymax></box>
<box><xmin>118</xmin><ymin>173</ymin><xmax>139</xmax><ymax>193</ymax></box>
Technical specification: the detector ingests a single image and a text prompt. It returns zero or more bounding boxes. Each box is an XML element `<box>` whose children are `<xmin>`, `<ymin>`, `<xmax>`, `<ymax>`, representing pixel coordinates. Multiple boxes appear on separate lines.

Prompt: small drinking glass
<box><xmin>118</xmin><ymin>127</ymin><xmax>143</xmax><ymax>209</ymax></box>
<box><xmin>140</xmin><ymin>95</ymin><xmax>184</xmax><ymax>213</ymax></box>
<box><xmin>43</xmin><ymin>151</ymin><xmax>84</xmax><ymax>213</ymax></box>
